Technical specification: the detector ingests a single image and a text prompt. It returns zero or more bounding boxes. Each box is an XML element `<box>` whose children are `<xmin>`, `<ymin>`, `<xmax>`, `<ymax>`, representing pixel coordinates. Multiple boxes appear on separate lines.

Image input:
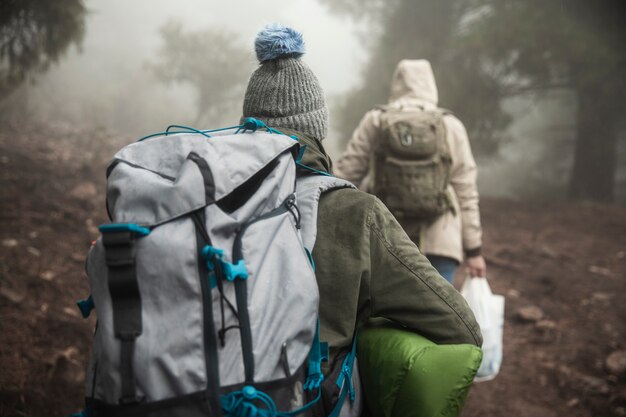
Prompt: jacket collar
<box><xmin>277</xmin><ymin>128</ymin><xmax>333</xmax><ymax>175</ymax></box>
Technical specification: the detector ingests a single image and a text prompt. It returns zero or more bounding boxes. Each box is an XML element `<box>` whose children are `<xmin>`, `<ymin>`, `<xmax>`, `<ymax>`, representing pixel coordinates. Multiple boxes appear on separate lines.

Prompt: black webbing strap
<box><xmin>102</xmin><ymin>230</ymin><xmax>143</xmax><ymax>405</ymax></box>
<box><xmin>191</xmin><ymin>211</ymin><xmax>222</xmax><ymax>414</ymax></box>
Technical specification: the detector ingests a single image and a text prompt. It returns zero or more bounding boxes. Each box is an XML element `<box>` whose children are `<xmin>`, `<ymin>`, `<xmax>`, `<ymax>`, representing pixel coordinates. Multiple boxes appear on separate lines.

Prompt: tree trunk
<box><xmin>568</xmin><ymin>86</ymin><xmax>618</xmax><ymax>202</ymax></box>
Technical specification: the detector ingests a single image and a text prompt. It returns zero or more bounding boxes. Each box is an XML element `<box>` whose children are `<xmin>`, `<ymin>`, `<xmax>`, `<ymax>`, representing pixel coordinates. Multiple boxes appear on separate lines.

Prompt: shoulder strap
<box><xmin>295</xmin><ymin>175</ymin><xmax>355</xmax><ymax>252</ymax></box>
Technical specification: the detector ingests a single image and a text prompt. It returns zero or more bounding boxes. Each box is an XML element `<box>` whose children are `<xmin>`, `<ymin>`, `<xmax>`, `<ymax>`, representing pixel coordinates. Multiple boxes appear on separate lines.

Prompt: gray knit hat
<box><xmin>242</xmin><ymin>24</ymin><xmax>328</xmax><ymax>141</ymax></box>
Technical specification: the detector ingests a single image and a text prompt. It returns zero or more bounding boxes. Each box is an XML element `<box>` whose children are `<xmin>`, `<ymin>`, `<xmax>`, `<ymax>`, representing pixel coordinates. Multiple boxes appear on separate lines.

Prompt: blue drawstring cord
<box><xmin>222</xmin><ymin>385</ymin><xmax>322</xmax><ymax>417</ymax></box>
<box><xmin>236</xmin><ymin>117</ymin><xmax>266</xmax><ymax>133</ymax></box>
<box><xmin>222</xmin><ymin>386</ymin><xmax>278</xmax><ymax>417</ymax></box>
<box><xmin>139</xmin><ymin>118</ymin><xmax>300</xmax><ymax>141</ymax></box>
<box><xmin>136</xmin><ymin>118</ymin><xmax>333</xmax><ymax>176</ymax></box>
<box><xmin>138</xmin><ymin>124</ymin><xmax>241</xmax><ymax>142</ymax></box>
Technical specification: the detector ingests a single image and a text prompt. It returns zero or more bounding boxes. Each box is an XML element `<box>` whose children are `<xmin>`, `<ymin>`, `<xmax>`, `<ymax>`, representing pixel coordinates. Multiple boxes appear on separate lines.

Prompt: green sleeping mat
<box><xmin>357</xmin><ymin>323</ymin><xmax>483</xmax><ymax>417</ymax></box>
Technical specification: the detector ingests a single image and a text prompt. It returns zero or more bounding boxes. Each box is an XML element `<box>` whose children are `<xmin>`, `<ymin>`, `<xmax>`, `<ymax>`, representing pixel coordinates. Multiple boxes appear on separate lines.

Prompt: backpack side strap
<box><xmin>100</xmin><ymin>223</ymin><xmax>151</xmax><ymax>405</ymax></box>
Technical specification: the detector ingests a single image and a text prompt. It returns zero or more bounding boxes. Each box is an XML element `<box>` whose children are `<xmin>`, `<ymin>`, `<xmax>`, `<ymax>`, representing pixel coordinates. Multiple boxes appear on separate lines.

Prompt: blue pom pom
<box><xmin>255</xmin><ymin>23</ymin><xmax>305</xmax><ymax>63</ymax></box>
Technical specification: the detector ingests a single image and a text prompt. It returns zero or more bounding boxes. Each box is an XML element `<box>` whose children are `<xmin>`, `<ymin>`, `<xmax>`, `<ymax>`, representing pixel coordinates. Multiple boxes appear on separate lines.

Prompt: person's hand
<box><xmin>466</xmin><ymin>255</ymin><xmax>486</xmax><ymax>278</ymax></box>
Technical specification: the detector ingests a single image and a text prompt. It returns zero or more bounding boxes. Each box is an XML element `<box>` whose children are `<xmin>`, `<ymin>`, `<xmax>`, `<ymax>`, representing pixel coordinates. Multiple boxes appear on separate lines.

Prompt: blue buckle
<box><xmin>201</xmin><ymin>246</ymin><xmax>248</xmax><ymax>281</ymax></box>
<box><xmin>222</xmin><ymin>259</ymin><xmax>248</xmax><ymax>281</ymax></box>
<box><xmin>76</xmin><ymin>295</ymin><xmax>95</xmax><ymax>318</ymax></box>
<box><xmin>99</xmin><ymin>223</ymin><xmax>150</xmax><ymax>237</ymax></box>
<box><xmin>304</xmin><ymin>372</ymin><xmax>324</xmax><ymax>391</ymax></box>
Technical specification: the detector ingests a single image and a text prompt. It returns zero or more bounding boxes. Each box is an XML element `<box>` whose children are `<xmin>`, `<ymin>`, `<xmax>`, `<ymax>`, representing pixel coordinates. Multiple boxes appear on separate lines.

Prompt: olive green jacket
<box><xmin>287</xmin><ymin>129</ymin><xmax>482</xmax><ymax>364</ymax></box>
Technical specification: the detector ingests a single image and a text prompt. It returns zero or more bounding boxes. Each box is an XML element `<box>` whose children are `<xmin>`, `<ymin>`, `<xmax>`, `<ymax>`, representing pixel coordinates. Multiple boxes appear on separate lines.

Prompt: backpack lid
<box><xmin>106</xmin><ymin>131</ymin><xmax>298</xmax><ymax>226</ymax></box>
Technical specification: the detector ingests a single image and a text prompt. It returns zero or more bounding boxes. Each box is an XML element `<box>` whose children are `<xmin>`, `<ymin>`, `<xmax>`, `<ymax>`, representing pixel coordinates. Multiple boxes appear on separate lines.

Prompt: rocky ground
<box><xmin>1</xmin><ymin>124</ymin><xmax>625</xmax><ymax>417</ymax></box>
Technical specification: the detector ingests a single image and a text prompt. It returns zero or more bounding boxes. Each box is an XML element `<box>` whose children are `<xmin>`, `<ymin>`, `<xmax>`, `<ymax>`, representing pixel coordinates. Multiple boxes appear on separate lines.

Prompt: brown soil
<box><xmin>1</xmin><ymin>124</ymin><xmax>625</xmax><ymax>417</ymax></box>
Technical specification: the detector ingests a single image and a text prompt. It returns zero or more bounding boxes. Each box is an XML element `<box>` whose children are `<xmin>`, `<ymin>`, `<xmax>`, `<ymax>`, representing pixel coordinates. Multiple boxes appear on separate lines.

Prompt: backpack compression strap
<box><xmin>99</xmin><ymin>223</ymin><xmax>151</xmax><ymax>405</ymax></box>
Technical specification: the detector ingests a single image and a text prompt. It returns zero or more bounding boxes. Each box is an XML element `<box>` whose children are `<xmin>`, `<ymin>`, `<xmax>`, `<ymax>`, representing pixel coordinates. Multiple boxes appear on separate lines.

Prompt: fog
<box><xmin>15</xmin><ymin>0</ymin><xmax>365</xmax><ymax>157</ymax></box>
<box><xmin>479</xmin><ymin>90</ymin><xmax>578</xmax><ymax>199</ymax></box>
<box><xmin>4</xmin><ymin>0</ymin><xmax>625</xmax><ymax>201</ymax></box>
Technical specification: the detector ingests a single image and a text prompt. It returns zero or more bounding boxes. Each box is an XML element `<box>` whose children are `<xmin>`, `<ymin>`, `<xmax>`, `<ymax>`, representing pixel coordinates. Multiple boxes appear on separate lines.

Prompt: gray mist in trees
<box><xmin>320</xmin><ymin>0</ymin><xmax>625</xmax><ymax>202</ymax></box>
<box><xmin>0</xmin><ymin>0</ymin><xmax>86</xmax><ymax>97</ymax></box>
<box><xmin>318</xmin><ymin>0</ymin><xmax>510</xmax><ymax>155</ymax></box>
<box><xmin>150</xmin><ymin>21</ymin><xmax>252</xmax><ymax>127</ymax></box>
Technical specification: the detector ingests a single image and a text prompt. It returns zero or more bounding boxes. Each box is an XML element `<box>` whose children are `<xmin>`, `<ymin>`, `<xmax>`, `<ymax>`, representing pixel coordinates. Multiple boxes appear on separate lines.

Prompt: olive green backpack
<box><xmin>373</xmin><ymin>107</ymin><xmax>453</xmax><ymax>223</ymax></box>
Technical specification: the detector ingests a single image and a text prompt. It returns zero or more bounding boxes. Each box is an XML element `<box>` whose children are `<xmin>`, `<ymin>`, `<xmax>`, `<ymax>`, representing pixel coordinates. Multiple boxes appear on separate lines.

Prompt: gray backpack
<box><xmin>373</xmin><ymin>106</ymin><xmax>453</xmax><ymax>223</ymax></box>
<box><xmin>73</xmin><ymin>120</ymin><xmax>359</xmax><ymax>417</ymax></box>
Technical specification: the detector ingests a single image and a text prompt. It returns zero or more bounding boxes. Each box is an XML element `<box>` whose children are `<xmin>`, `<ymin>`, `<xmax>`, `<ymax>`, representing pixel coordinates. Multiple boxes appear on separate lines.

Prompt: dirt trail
<box><xmin>1</xmin><ymin>124</ymin><xmax>625</xmax><ymax>417</ymax></box>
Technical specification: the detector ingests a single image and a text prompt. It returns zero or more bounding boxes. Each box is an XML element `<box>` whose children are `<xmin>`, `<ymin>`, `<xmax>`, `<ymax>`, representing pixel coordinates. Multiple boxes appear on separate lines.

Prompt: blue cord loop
<box><xmin>138</xmin><ymin>123</ymin><xmax>241</xmax><ymax>141</ymax></box>
<box><xmin>136</xmin><ymin>118</ymin><xmax>332</xmax><ymax>176</ymax></box>
<box><xmin>76</xmin><ymin>295</ymin><xmax>95</xmax><ymax>318</ymax></box>
<box><xmin>220</xmin><ymin>323</ymin><xmax>326</xmax><ymax>415</ymax></box>
<box><xmin>165</xmin><ymin>125</ymin><xmax>212</xmax><ymax>139</ymax></box>
<box><xmin>222</xmin><ymin>386</ymin><xmax>278</xmax><ymax>417</ymax></box>
<box><xmin>222</xmin><ymin>385</ymin><xmax>322</xmax><ymax>417</ymax></box>
<box><xmin>235</xmin><ymin>118</ymin><xmax>296</xmax><ymax>137</ymax></box>
<box><xmin>139</xmin><ymin>118</ymin><xmax>287</xmax><ymax>140</ymax></box>
<box><xmin>239</xmin><ymin>117</ymin><xmax>267</xmax><ymax>133</ymax></box>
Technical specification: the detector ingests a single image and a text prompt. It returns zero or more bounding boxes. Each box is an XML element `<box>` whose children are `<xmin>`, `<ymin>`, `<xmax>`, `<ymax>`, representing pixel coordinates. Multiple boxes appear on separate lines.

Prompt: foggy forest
<box><xmin>1</xmin><ymin>1</ymin><xmax>625</xmax><ymax>417</ymax></box>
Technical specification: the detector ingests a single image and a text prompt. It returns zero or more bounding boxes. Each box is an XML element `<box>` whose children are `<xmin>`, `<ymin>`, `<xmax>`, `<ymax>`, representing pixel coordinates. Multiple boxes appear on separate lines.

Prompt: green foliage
<box><xmin>0</xmin><ymin>0</ymin><xmax>86</xmax><ymax>97</ymax></box>
<box><xmin>151</xmin><ymin>21</ymin><xmax>252</xmax><ymax>127</ymax></box>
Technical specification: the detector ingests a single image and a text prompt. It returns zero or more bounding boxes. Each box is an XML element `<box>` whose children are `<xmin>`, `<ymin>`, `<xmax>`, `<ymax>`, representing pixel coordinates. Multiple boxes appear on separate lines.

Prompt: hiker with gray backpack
<box><xmin>71</xmin><ymin>26</ymin><xmax>481</xmax><ymax>417</ymax></box>
<box><xmin>334</xmin><ymin>60</ymin><xmax>487</xmax><ymax>284</ymax></box>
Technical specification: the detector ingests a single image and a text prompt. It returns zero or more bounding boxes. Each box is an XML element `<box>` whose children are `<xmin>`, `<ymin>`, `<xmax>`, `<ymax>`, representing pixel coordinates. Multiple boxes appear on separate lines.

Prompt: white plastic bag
<box><xmin>461</xmin><ymin>276</ymin><xmax>505</xmax><ymax>382</ymax></box>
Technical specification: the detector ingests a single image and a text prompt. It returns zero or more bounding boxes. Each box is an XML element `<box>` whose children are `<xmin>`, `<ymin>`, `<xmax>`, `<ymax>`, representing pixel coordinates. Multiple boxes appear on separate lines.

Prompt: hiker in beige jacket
<box><xmin>334</xmin><ymin>59</ymin><xmax>486</xmax><ymax>283</ymax></box>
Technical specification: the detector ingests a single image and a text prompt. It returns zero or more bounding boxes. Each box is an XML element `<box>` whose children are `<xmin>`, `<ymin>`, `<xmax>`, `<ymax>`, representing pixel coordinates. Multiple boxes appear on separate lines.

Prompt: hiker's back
<box><xmin>75</xmin><ymin>124</ymin><xmax>361</xmax><ymax>417</ymax></box>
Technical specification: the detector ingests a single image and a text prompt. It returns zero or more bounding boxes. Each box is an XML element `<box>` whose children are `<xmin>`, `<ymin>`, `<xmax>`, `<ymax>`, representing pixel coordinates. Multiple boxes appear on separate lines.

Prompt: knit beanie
<box><xmin>242</xmin><ymin>24</ymin><xmax>328</xmax><ymax>141</ymax></box>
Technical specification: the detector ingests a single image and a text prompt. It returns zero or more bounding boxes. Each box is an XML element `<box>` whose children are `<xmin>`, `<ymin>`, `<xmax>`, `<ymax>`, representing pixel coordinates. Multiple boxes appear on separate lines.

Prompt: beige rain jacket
<box><xmin>334</xmin><ymin>60</ymin><xmax>483</xmax><ymax>263</ymax></box>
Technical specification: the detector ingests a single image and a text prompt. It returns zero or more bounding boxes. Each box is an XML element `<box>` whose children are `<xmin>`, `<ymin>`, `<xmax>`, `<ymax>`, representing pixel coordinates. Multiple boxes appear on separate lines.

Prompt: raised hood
<box><xmin>389</xmin><ymin>59</ymin><xmax>439</xmax><ymax>106</ymax></box>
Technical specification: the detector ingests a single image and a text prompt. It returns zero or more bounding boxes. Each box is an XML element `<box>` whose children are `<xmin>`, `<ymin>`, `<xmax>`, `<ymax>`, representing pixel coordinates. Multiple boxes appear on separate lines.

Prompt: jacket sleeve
<box><xmin>333</xmin><ymin>110</ymin><xmax>381</xmax><ymax>186</ymax></box>
<box><xmin>445</xmin><ymin>115</ymin><xmax>483</xmax><ymax>255</ymax></box>
<box><xmin>366</xmin><ymin>197</ymin><xmax>482</xmax><ymax>346</ymax></box>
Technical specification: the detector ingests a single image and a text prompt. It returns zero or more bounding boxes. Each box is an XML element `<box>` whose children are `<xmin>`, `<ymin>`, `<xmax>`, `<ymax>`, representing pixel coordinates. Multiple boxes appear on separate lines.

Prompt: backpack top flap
<box><xmin>106</xmin><ymin>131</ymin><xmax>298</xmax><ymax>226</ymax></box>
<box><xmin>379</xmin><ymin>108</ymin><xmax>447</xmax><ymax>159</ymax></box>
